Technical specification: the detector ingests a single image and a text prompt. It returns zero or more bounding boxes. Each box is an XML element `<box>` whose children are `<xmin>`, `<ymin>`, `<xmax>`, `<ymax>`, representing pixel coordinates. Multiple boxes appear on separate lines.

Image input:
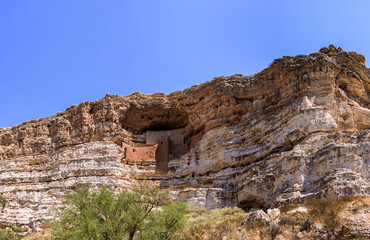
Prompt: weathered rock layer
<box><xmin>0</xmin><ymin>45</ymin><xmax>369</xmax><ymax>229</ymax></box>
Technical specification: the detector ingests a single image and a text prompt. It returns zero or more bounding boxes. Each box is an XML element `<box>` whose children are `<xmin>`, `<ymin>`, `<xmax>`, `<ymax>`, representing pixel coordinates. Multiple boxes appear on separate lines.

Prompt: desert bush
<box><xmin>258</xmin><ymin>222</ymin><xmax>281</xmax><ymax>240</ymax></box>
<box><xmin>306</xmin><ymin>198</ymin><xmax>345</xmax><ymax>233</ymax></box>
<box><xmin>279</xmin><ymin>212</ymin><xmax>311</xmax><ymax>230</ymax></box>
<box><xmin>178</xmin><ymin>206</ymin><xmax>246</xmax><ymax>240</ymax></box>
<box><xmin>52</xmin><ymin>182</ymin><xmax>187</xmax><ymax>240</ymax></box>
<box><xmin>0</xmin><ymin>195</ymin><xmax>6</xmax><ymax>209</ymax></box>
<box><xmin>0</xmin><ymin>228</ymin><xmax>20</xmax><ymax>240</ymax></box>
<box><xmin>277</xmin><ymin>197</ymin><xmax>370</xmax><ymax>239</ymax></box>
<box><xmin>278</xmin><ymin>198</ymin><xmax>346</xmax><ymax>239</ymax></box>
<box><xmin>0</xmin><ymin>196</ymin><xmax>21</xmax><ymax>240</ymax></box>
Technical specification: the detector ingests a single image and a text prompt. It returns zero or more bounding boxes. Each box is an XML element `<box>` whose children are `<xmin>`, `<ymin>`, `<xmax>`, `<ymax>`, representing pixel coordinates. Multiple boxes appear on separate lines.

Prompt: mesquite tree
<box><xmin>52</xmin><ymin>182</ymin><xmax>187</xmax><ymax>240</ymax></box>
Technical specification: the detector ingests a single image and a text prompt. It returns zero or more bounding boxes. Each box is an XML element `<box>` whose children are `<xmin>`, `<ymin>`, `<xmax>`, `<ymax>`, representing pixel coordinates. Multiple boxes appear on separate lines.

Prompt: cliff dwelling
<box><xmin>122</xmin><ymin>128</ymin><xmax>197</xmax><ymax>172</ymax></box>
<box><xmin>120</xmin><ymin>99</ymin><xmax>203</xmax><ymax>173</ymax></box>
<box><xmin>1</xmin><ymin>46</ymin><xmax>370</xmax><ymax>233</ymax></box>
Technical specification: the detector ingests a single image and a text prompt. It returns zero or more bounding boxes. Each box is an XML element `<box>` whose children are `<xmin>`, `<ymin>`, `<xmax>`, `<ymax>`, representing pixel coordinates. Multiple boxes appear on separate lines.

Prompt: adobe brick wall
<box><xmin>123</xmin><ymin>128</ymin><xmax>192</xmax><ymax>171</ymax></box>
<box><xmin>125</xmin><ymin>144</ymin><xmax>157</xmax><ymax>165</ymax></box>
<box><xmin>155</xmin><ymin>137</ymin><xmax>170</xmax><ymax>172</ymax></box>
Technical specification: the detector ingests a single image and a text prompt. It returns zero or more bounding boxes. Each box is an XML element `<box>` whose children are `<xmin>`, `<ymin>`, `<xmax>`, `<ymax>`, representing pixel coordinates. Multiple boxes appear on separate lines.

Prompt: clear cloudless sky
<box><xmin>1</xmin><ymin>0</ymin><xmax>370</xmax><ymax>127</ymax></box>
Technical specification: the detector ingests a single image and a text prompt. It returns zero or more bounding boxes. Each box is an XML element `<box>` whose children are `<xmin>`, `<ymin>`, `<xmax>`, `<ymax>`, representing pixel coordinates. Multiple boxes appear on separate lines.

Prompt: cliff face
<box><xmin>0</xmin><ymin>45</ymin><xmax>369</xmax><ymax>229</ymax></box>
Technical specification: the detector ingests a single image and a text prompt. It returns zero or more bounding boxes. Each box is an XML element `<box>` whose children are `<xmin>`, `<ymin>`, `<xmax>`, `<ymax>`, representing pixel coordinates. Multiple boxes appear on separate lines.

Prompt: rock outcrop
<box><xmin>0</xmin><ymin>45</ymin><xmax>369</xmax><ymax>230</ymax></box>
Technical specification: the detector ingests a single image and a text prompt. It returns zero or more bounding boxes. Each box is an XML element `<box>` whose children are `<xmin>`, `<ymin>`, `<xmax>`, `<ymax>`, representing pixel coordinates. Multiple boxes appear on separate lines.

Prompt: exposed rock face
<box><xmin>0</xmin><ymin>45</ymin><xmax>369</xmax><ymax>229</ymax></box>
<box><xmin>242</xmin><ymin>209</ymin><xmax>271</xmax><ymax>228</ymax></box>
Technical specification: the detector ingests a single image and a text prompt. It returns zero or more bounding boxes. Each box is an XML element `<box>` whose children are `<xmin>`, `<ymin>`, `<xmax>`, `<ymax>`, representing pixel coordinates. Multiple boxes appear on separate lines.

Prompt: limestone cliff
<box><xmin>0</xmin><ymin>45</ymin><xmax>369</xmax><ymax>230</ymax></box>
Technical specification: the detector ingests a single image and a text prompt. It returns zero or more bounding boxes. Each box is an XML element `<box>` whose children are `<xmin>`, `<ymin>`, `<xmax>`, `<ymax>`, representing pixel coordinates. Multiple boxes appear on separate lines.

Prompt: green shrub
<box><xmin>0</xmin><ymin>195</ymin><xmax>6</xmax><ymax>209</ymax></box>
<box><xmin>52</xmin><ymin>182</ymin><xmax>187</xmax><ymax>240</ymax></box>
<box><xmin>142</xmin><ymin>202</ymin><xmax>187</xmax><ymax>240</ymax></box>
<box><xmin>0</xmin><ymin>228</ymin><xmax>20</xmax><ymax>240</ymax></box>
<box><xmin>0</xmin><ymin>195</ymin><xmax>20</xmax><ymax>240</ymax></box>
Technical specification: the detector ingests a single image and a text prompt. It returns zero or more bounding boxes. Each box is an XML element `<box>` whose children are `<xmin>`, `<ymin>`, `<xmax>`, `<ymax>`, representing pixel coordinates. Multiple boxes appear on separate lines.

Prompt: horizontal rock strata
<box><xmin>0</xmin><ymin>45</ymin><xmax>369</xmax><ymax>229</ymax></box>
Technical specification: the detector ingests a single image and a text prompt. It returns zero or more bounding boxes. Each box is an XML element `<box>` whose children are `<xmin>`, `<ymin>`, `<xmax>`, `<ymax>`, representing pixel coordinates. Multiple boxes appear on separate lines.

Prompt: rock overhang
<box><xmin>0</xmin><ymin>46</ymin><xmax>369</xmax><ymax>230</ymax></box>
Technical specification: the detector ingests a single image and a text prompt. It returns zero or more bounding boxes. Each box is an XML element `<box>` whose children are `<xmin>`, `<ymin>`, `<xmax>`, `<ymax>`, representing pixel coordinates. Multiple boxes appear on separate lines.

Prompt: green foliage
<box><xmin>0</xmin><ymin>195</ymin><xmax>21</xmax><ymax>240</ymax></box>
<box><xmin>0</xmin><ymin>195</ymin><xmax>6</xmax><ymax>209</ymax></box>
<box><xmin>52</xmin><ymin>182</ymin><xmax>187</xmax><ymax>240</ymax></box>
<box><xmin>142</xmin><ymin>202</ymin><xmax>187</xmax><ymax>240</ymax></box>
<box><xmin>0</xmin><ymin>228</ymin><xmax>20</xmax><ymax>240</ymax></box>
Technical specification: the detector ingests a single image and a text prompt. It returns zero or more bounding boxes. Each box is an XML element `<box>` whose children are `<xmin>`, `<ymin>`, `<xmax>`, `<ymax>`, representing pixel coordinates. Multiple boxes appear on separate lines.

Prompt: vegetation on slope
<box><xmin>1</xmin><ymin>189</ymin><xmax>369</xmax><ymax>240</ymax></box>
<box><xmin>52</xmin><ymin>182</ymin><xmax>187</xmax><ymax>240</ymax></box>
<box><xmin>0</xmin><ymin>195</ymin><xmax>22</xmax><ymax>240</ymax></box>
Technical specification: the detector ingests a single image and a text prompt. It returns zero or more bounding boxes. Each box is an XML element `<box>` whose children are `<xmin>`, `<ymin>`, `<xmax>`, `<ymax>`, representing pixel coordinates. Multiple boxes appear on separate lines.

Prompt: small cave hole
<box><xmin>338</xmin><ymin>83</ymin><xmax>347</xmax><ymax>90</ymax></box>
<box><xmin>238</xmin><ymin>197</ymin><xmax>266</xmax><ymax>211</ymax></box>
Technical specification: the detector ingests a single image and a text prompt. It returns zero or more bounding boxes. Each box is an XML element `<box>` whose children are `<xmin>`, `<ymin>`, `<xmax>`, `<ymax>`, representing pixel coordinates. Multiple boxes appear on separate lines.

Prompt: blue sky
<box><xmin>1</xmin><ymin>1</ymin><xmax>370</xmax><ymax>127</ymax></box>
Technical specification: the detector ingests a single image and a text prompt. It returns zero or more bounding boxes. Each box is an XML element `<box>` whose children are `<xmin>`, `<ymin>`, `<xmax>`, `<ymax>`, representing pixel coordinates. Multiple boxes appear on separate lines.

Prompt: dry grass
<box><xmin>176</xmin><ymin>206</ymin><xmax>249</xmax><ymax>240</ymax></box>
<box><xmin>277</xmin><ymin>196</ymin><xmax>370</xmax><ymax>239</ymax></box>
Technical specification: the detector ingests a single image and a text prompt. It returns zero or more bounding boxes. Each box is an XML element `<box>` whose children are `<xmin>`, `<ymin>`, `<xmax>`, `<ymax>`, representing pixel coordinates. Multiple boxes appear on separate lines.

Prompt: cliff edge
<box><xmin>0</xmin><ymin>45</ymin><xmax>369</xmax><ymax>230</ymax></box>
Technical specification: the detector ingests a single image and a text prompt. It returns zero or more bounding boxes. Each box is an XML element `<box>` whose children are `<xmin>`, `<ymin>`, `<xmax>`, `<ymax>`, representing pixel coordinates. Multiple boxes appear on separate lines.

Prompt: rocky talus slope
<box><xmin>0</xmin><ymin>45</ymin><xmax>369</xmax><ymax>230</ymax></box>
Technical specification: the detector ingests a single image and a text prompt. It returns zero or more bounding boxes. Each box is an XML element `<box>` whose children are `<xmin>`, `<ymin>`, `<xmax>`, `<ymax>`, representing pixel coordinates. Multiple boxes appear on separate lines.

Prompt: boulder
<box><xmin>242</xmin><ymin>210</ymin><xmax>270</xmax><ymax>228</ymax></box>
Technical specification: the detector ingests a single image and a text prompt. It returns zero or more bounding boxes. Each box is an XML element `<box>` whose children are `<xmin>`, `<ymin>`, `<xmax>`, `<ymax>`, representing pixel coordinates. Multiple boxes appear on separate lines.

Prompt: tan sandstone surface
<box><xmin>0</xmin><ymin>45</ymin><xmax>369</xmax><ymax>230</ymax></box>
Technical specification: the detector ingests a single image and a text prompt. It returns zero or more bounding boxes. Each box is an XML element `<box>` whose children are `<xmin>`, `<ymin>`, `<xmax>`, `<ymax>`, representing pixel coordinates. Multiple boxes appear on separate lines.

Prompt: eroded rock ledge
<box><xmin>0</xmin><ymin>45</ymin><xmax>369</xmax><ymax>230</ymax></box>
